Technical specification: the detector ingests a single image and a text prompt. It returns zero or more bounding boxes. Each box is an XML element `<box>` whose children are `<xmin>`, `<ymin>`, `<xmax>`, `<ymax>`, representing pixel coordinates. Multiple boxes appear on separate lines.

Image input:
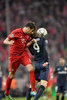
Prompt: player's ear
<box><xmin>27</xmin><ymin>27</ymin><xmax>30</xmax><ymax>31</ymax></box>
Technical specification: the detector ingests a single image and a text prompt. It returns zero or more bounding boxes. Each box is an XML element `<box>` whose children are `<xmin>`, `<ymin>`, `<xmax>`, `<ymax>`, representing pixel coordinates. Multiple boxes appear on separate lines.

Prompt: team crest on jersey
<box><xmin>10</xmin><ymin>34</ymin><xmax>14</xmax><ymax>37</ymax></box>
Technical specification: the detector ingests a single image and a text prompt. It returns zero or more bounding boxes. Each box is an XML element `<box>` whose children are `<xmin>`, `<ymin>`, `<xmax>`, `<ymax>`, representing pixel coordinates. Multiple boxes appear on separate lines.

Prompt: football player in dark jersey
<box><xmin>54</xmin><ymin>57</ymin><xmax>67</xmax><ymax>100</ymax></box>
<box><xmin>26</xmin><ymin>28</ymin><xmax>49</xmax><ymax>100</ymax></box>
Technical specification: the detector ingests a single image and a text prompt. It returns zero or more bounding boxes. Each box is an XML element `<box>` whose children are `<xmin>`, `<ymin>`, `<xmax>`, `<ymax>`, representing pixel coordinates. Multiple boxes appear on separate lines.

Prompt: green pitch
<box><xmin>2</xmin><ymin>97</ymin><xmax>67</xmax><ymax>100</ymax></box>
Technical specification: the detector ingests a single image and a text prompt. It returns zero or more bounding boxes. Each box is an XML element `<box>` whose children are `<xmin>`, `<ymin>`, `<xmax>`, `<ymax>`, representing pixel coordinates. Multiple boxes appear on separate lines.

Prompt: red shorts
<box><xmin>8</xmin><ymin>51</ymin><xmax>32</xmax><ymax>73</ymax></box>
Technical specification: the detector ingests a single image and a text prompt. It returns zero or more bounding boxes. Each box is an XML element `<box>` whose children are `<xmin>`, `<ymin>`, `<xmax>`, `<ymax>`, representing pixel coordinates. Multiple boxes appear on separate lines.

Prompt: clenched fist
<box><xmin>43</xmin><ymin>62</ymin><xmax>48</xmax><ymax>67</ymax></box>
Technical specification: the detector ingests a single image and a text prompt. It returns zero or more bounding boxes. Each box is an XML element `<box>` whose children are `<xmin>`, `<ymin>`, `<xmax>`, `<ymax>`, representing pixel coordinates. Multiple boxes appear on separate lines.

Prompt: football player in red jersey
<box><xmin>3</xmin><ymin>22</ymin><xmax>36</xmax><ymax>100</ymax></box>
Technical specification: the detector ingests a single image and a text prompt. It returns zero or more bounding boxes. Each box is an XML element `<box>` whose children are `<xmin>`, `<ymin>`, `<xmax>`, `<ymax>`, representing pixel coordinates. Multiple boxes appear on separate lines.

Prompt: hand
<box><xmin>43</xmin><ymin>62</ymin><xmax>48</xmax><ymax>67</ymax></box>
<box><xmin>31</xmin><ymin>39</ymin><xmax>37</xmax><ymax>43</ymax></box>
<box><xmin>9</xmin><ymin>40</ymin><xmax>14</xmax><ymax>45</ymax></box>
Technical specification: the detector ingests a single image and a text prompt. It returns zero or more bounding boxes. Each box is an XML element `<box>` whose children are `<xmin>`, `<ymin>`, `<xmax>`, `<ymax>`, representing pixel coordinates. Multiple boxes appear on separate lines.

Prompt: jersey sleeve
<box><xmin>8</xmin><ymin>29</ymin><xmax>19</xmax><ymax>40</ymax></box>
<box><xmin>28</xmin><ymin>44</ymin><xmax>34</xmax><ymax>55</ymax></box>
<box><xmin>42</xmin><ymin>38</ymin><xmax>49</xmax><ymax>62</ymax></box>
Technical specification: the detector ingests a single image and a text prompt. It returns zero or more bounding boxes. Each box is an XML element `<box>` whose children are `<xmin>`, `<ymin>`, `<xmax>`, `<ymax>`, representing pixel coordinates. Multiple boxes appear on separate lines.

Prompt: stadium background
<box><xmin>0</xmin><ymin>0</ymin><xmax>67</xmax><ymax>99</ymax></box>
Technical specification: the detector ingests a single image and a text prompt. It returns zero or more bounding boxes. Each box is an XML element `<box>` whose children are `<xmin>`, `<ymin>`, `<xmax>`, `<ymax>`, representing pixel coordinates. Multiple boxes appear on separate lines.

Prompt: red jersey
<box><xmin>8</xmin><ymin>28</ymin><xmax>31</xmax><ymax>56</ymax></box>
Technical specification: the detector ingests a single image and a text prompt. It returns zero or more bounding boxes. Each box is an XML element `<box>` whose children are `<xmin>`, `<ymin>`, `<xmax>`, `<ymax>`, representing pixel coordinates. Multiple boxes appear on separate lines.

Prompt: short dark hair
<box><xmin>59</xmin><ymin>56</ymin><xmax>65</xmax><ymax>60</ymax></box>
<box><xmin>25</xmin><ymin>22</ymin><xmax>36</xmax><ymax>31</ymax></box>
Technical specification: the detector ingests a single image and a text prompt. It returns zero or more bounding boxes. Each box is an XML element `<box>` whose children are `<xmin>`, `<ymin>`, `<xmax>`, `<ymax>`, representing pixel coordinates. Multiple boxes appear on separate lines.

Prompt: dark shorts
<box><xmin>34</xmin><ymin>60</ymin><xmax>49</xmax><ymax>82</ymax></box>
<box><xmin>56</xmin><ymin>85</ymin><xmax>66</xmax><ymax>93</ymax></box>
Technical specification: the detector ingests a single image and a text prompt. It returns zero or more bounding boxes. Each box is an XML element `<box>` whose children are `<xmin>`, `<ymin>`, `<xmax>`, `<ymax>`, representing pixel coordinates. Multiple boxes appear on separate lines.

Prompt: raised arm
<box><xmin>3</xmin><ymin>37</ymin><xmax>14</xmax><ymax>45</ymax></box>
<box><xmin>26</xmin><ymin>39</ymin><xmax>36</xmax><ymax>48</ymax></box>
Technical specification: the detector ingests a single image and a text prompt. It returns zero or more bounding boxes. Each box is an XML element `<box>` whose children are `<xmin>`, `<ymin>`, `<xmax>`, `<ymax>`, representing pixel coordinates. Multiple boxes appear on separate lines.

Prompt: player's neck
<box><xmin>22</xmin><ymin>28</ymin><xmax>27</xmax><ymax>35</ymax></box>
<box><xmin>60</xmin><ymin>64</ymin><xmax>64</xmax><ymax>67</ymax></box>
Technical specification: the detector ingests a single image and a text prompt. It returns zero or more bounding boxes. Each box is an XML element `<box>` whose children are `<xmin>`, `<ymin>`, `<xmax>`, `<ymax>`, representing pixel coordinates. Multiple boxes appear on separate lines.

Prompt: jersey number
<box><xmin>33</xmin><ymin>43</ymin><xmax>40</xmax><ymax>53</ymax></box>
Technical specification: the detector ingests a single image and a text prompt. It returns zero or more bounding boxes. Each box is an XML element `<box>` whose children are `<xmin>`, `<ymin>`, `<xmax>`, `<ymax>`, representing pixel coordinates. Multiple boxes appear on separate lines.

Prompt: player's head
<box><xmin>36</xmin><ymin>28</ymin><xmax>48</xmax><ymax>38</ymax></box>
<box><xmin>31</xmin><ymin>28</ymin><xmax>48</xmax><ymax>39</ymax></box>
<box><xmin>59</xmin><ymin>57</ymin><xmax>65</xmax><ymax>66</ymax></box>
<box><xmin>23</xmin><ymin>22</ymin><xmax>36</xmax><ymax>35</ymax></box>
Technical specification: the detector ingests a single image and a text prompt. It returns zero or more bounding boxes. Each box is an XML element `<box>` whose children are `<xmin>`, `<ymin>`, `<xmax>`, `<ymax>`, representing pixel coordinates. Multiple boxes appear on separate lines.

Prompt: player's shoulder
<box><xmin>40</xmin><ymin>37</ymin><xmax>45</xmax><ymax>43</ymax></box>
<box><xmin>13</xmin><ymin>28</ymin><xmax>22</xmax><ymax>32</ymax></box>
<box><xmin>11</xmin><ymin>28</ymin><xmax>22</xmax><ymax>34</ymax></box>
<box><xmin>56</xmin><ymin>65</ymin><xmax>60</xmax><ymax>69</ymax></box>
<box><xmin>55</xmin><ymin>66</ymin><xmax>61</xmax><ymax>72</ymax></box>
<box><xmin>41</xmin><ymin>37</ymin><xmax>48</xmax><ymax>43</ymax></box>
<box><xmin>64</xmin><ymin>65</ymin><xmax>67</xmax><ymax>69</ymax></box>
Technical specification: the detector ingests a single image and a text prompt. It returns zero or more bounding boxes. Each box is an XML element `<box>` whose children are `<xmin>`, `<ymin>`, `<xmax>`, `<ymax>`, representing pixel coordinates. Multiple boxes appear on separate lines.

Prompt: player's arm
<box><xmin>3</xmin><ymin>29</ymin><xmax>18</xmax><ymax>45</ymax></box>
<box><xmin>3</xmin><ymin>37</ymin><xmax>14</xmax><ymax>45</ymax></box>
<box><xmin>26</xmin><ymin>39</ymin><xmax>36</xmax><ymax>47</ymax></box>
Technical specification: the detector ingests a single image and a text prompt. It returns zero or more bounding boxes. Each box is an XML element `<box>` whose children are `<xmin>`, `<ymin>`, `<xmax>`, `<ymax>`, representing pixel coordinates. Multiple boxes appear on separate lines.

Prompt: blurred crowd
<box><xmin>0</xmin><ymin>0</ymin><xmax>67</xmax><ymax>94</ymax></box>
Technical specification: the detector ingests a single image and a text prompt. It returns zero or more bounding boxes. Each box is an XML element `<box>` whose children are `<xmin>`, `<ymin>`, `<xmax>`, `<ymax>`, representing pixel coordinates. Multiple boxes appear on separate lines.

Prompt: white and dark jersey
<box><xmin>54</xmin><ymin>65</ymin><xmax>67</xmax><ymax>85</ymax></box>
<box><xmin>29</xmin><ymin>37</ymin><xmax>49</xmax><ymax>62</ymax></box>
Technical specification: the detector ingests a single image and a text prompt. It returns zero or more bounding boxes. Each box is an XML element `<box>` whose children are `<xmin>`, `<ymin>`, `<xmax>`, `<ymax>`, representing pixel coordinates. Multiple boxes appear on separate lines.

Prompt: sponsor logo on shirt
<box><xmin>58</xmin><ymin>71</ymin><xmax>67</xmax><ymax>74</ymax></box>
<box><xmin>21</xmin><ymin>39</ymin><xmax>25</xmax><ymax>43</ymax></box>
